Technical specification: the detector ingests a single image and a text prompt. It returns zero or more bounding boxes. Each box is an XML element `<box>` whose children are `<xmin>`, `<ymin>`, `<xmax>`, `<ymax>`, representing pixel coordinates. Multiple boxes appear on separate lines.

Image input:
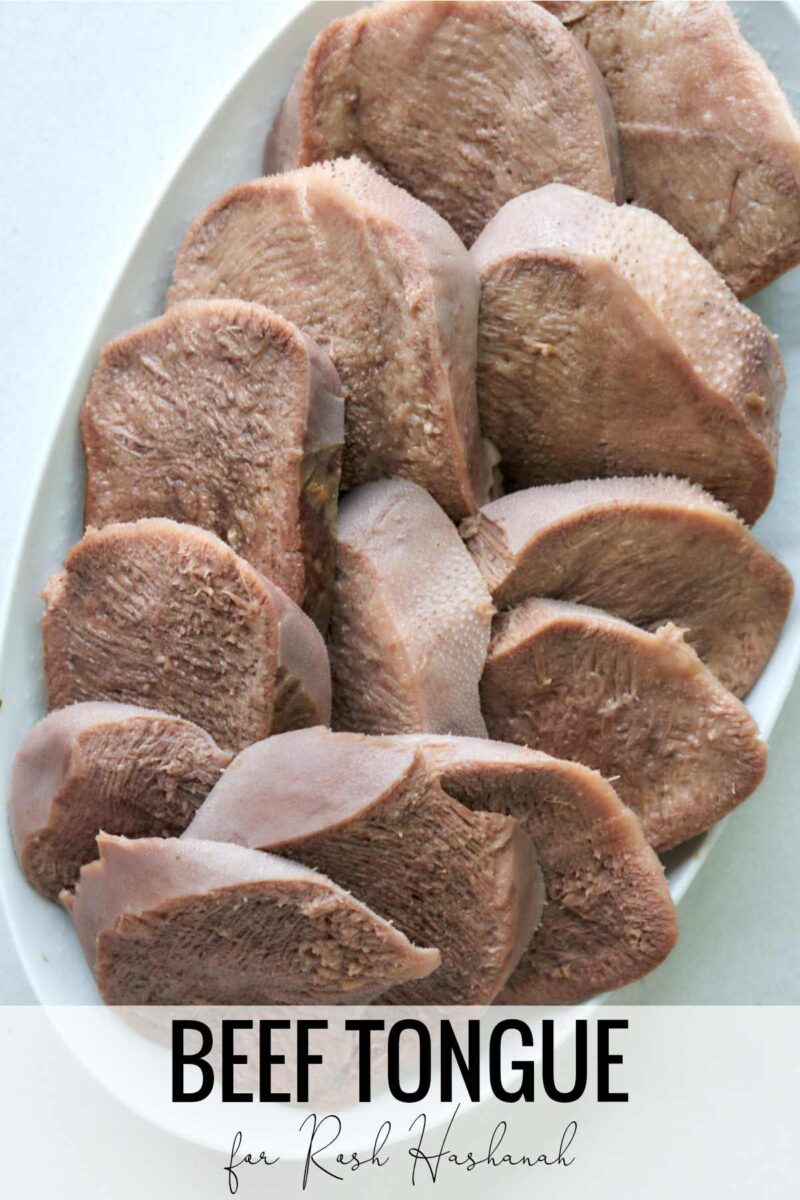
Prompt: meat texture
<box><xmin>391</xmin><ymin>734</ymin><xmax>677</xmax><ymax>1003</ymax></box>
<box><xmin>11</xmin><ymin>702</ymin><xmax>230</xmax><ymax>900</ymax></box>
<box><xmin>186</xmin><ymin>728</ymin><xmax>544</xmax><ymax>1005</ymax></box>
<box><xmin>42</xmin><ymin>519</ymin><xmax>331</xmax><ymax>752</ymax></box>
<box><xmin>463</xmin><ymin>476</ymin><xmax>793</xmax><ymax>697</ymax></box>
<box><xmin>471</xmin><ymin>183</ymin><xmax>784</xmax><ymax>524</ymax></box>
<box><xmin>82</xmin><ymin>300</ymin><xmax>344</xmax><ymax>631</ymax></box>
<box><xmin>68</xmin><ymin>834</ymin><xmax>440</xmax><ymax>1005</ymax></box>
<box><xmin>265</xmin><ymin>0</ymin><xmax>622</xmax><ymax>246</ymax></box>
<box><xmin>329</xmin><ymin>479</ymin><xmax>494</xmax><ymax>737</ymax></box>
<box><xmin>542</xmin><ymin>0</ymin><xmax>800</xmax><ymax>295</ymax></box>
<box><xmin>482</xmin><ymin>599</ymin><xmax>767</xmax><ymax>850</ymax></box>
<box><xmin>169</xmin><ymin>156</ymin><xmax>489</xmax><ymax>519</ymax></box>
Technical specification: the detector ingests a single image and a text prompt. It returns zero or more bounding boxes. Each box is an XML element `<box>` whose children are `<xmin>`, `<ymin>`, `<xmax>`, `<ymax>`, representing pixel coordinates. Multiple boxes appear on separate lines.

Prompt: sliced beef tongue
<box><xmin>185</xmin><ymin>728</ymin><xmax>544</xmax><ymax>1005</ymax></box>
<box><xmin>471</xmin><ymin>183</ymin><xmax>784</xmax><ymax>524</ymax></box>
<box><xmin>482</xmin><ymin>599</ymin><xmax>767</xmax><ymax>851</ymax></box>
<box><xmin>463</xmin><ymin>476</ymin><xmax>793</xmax><ymax>697</ymax></box>
<box><xmin>392</xmin><ymin>734</ymin><xmax>678</xmax><ymax>1004</ymax></box>
<box><xmin>42</xmin><ymin>518</ymin><xmax>331</xmax><ymax>753</ymax></box>
<box><xmin>329</xmin><ymin>479</ymin><xmax>494</xmax><ymax>737</ymax></box>
<box><xmin>10</xmin><ymin>703</ymin><xmax>230</xmax><ymax>901</ymax></box>
<box><xmin>543</xmin><ymin>1</ymin><xmax>800</xmax><ymax>296</ymax></box>
<box><xmin>265</xmin><ymin>0</ymin><xmax>622</xmax><ymax>246</ymax></box>
<box><xmin>169</xmin><ymin>156</ymin><xmax>489</xmax><ymax>520</ymax></box>
<box><xmin>67</xmin><ymin>834</ymin><xmax>440</xmax><ymax>1006</ymax></box>
<box><xmin>81</xmin><ymin>300</ymin><xmax>344</xmax><ymax>632</ymax></box>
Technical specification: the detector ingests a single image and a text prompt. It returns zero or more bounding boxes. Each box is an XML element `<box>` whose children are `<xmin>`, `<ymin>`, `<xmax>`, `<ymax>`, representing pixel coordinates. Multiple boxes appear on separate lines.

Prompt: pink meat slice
<box><xmin>482</xmin><ymin>599</ymin><xmax>767</xmax><ymax>851</ymax></box>
<box><xmin>67</xmin><ymin>834</ymin><xmax>440</xmax><ymax>1006</ymax></box>
<box><xmin>463</xmin><ymin>476</ymin><xmax>793</xmax><ymax>697</ymax></box>
<box><xmin>11</xmin><ymin>702</ymin><xmax>230</xmax><ymax>900</ymax></box>
<box><xmin>265</xmin><ymin>0</ymin><xmax>622</xmax><ymax>246</ymax></box>
<box><xmin>329</xmin><ymin>479</ymin><xmax>494</xmax><ymax>737</ymax></box>
<box><xmin>471</xmin><ymin>183</ymin><xmax>784</xmax><ymax>524</ymax></box>
<box><xmin>169</xmin><ymin>156</ymin><xmax>490</xmax><ymax>520</ymax></box>
<box><xmin>390</xmin><ymin>733</ymin><xmax>678</xmax><ymax>1004</ymax></box>
<box><xmin>542</xmin><ymin>1</ymin><xmax>800</xmax><ymax>296</ymax></box>
<box><xmin>81</xmin><ymin>300</ymin><xmax>344</xmax><ymax>631</ymax></box>
<box><xmin>185</xmin><ymin>727</ymin><xmax>544</xmax><ymax>1006</ymax></box>
<box><xmin>42</xmin><ymin>518</ymin><xmax>331</xmax><ymax>752</ymax></box>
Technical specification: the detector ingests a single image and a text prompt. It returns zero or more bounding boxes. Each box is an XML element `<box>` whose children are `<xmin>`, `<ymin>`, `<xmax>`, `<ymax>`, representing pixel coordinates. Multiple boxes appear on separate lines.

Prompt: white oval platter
<box><xmin>0</xmin><ymin>0</ymin><xmax>798</xmax><ymax>1158</ymax></box>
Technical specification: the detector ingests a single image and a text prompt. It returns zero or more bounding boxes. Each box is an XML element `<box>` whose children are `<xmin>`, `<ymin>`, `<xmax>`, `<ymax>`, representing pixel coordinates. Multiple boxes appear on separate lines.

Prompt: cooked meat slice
<box><xmin>543</xmin><ymin>1</ymin><xmax>800</xmax><ymax>296</ymax></box>
<box><xmin>390</xmin><ymin>734</ymin><xmax>677</xmax><ymax>1003</ymax></box>
<box><xmin>81</xmin><ymin>300</ymin><xmax>344</xmax><ymax>631</ymax></box>
<box><xmin>42</xmin><ymin>519</ymin><xmax>331</xmax><ymax>752</ymax></box>
<box><xmin>482</xmin><ymin>599</ymin><xmax>767</xmax><ymax>850</ymax></box>
<box><xmin>471</xmin><ymin>184</ymin><xmax>784</xmax><ymax>524</ymax></box>
<box><xmin>67</xmin><ymin>834</ymin><xmax>440</xmax><ymax>1006</ymax></box>
<box><xmin>265</xmin><ymin>0</ymin><xmax>622</xmax><ymax>246</ymax></box>
<box><xmin>329</xmin><ymin>479</ymin><xmax>494</xmax><ymax>737</ymax></box>
<box><xmin>169</xmin><ymin>157</ymin><xmax>489</xmax><ymax>519</ymax></box>
<box><xmin>463</xmin><ymin>476</ymin><xmax>793</xmax><ymax>696</ymax></box>
<box><xmin>10</xmin><ymin>703</ymin><xmax>230</xmax><ymax>900</ymax></box>
<box><xmin>186</xmin><ymin>728</ymin><xmax>543</xmax><ymax>1005</ymax></box>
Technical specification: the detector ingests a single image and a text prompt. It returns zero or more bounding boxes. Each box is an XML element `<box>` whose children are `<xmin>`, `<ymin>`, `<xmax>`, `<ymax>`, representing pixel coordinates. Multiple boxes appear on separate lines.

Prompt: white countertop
<box><xmin>1</xmin><ymin>0</ymin><xmax>798</xmax><ymax>1014</ymax></box>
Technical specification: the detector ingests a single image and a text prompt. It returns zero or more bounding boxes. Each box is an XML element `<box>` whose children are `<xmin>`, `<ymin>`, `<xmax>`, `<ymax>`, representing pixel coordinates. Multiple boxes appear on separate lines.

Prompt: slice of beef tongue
<box><xmin>81</xmin><ymin>300</ymin><xmax>344</xmax><ymax>632</ymax></box>
<box><xmin>482</xmin><ymin>599</ymin><xmax>767</xmax><ymax>851</ymax></box>
<box><xmin>265</xmin><ymin>0</ymin><xmax>621</xmax><ymax>245</ymax></box>
<box><xmin>543</xmin><ymin>1</ymin><xmax>800</xmax><ymax>296</ymax></box>
<box><xmin>329</xmin><ymin>479</ymin><xmax>494</xmax><ymax>737</ymax></box>
<box><xmin>463</xmin><ymin>476</ymin><xmax>793</xmax><ymax>697</ymax></box>
<box><xmin>11</xmin><ymin>702</ymin><xmax>230</xmax><ymax>900</ymax></box>
<box><xmin>67</xmin><ymin>834</ymin><xmax>440</xmax><ymax>1006</ymax></box>
<box><xmin>471</xmin><ymin>183</ymin><xmax>784</xmax><ymax>524</ymax></box>
<box><xmin>390</xmin><ymin>734</ymin><xmax>678</xmax><ymax>1004</ymax></box>
<box><xmin>168</xmin><ymin>156</ymin><xmax>490</xmax><ymax>520</ymax></box>
<box><xmin>185</xmin><ymin>727</ymin><xmax>544</xmax><ymax>1005</ymax></box>
<box><xmin>42</xmin><ymin>518</ymin><xmax>331</xmax><ymax>752</ymax></box>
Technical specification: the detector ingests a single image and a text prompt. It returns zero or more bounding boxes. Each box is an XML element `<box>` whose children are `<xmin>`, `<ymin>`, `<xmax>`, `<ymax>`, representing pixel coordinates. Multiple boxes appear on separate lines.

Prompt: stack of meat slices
<box><xmin>11</xmin><ymin>1</ymin><xmax>798</xmax><ymax>1007</ymax></box>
